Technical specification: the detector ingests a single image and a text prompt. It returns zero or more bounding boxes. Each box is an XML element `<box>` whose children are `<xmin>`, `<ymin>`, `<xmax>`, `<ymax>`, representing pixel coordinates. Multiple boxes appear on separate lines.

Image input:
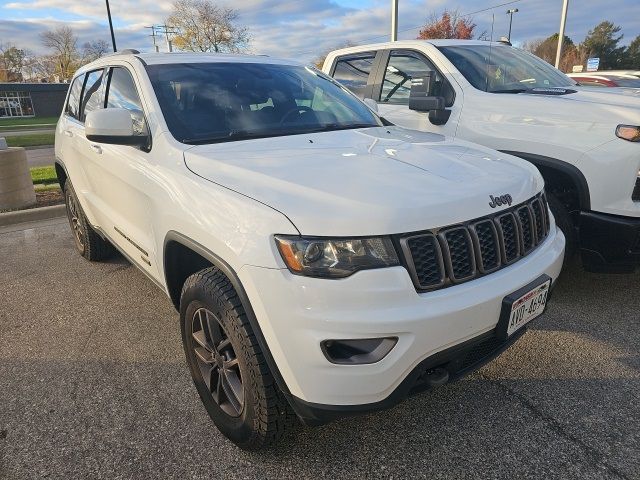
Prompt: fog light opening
<box><xmin>321</xmin><ymin>337</ymin><xmax>398</xmax><ymax>365</ymax></box>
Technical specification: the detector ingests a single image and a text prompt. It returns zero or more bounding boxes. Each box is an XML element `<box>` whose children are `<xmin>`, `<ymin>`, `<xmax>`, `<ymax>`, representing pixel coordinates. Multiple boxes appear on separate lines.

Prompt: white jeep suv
<box><xmin>55</xmin><ymin>51</ymin><xmax>565</xmax><ymax>449</ymax></box>
<box><xmin>323</xmin><ymin>40</ymin><xmax>640</xmax><ymax>273</ymax></box>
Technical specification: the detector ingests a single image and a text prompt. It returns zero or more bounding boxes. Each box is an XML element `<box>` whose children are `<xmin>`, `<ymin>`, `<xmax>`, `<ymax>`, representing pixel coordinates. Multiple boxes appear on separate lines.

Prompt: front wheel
<box><xmin>180</xmin><ymin>267</ymin><xmax>296</xmax><ymax>450</ymax></box>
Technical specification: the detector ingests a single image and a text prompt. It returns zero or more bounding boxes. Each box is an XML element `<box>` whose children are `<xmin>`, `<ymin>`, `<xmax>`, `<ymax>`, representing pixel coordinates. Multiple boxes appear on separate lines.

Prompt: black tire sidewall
<box><xmin>180</xmin><ymin>281</ymin><xmax>262</xmax><ymax>447</ymax></box>
<box><xmin>63</xmin><ymin>181</ymin><xmax>88</xmax><ymax>257</ymax></box>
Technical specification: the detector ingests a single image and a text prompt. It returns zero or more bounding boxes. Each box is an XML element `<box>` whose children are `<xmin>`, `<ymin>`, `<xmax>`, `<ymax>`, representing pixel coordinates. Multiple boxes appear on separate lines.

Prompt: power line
<box><xmin>291</xmin><ymin>0</ymin><xmax>525</xmax><ymax>56</ymax></box>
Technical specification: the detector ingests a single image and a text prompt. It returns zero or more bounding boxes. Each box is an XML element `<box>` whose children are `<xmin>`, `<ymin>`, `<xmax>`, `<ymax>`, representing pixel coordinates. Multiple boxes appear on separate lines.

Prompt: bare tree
<box><xmin>167</xmin><ymin>0</ymin><xmax>249</xmax><ymax>53</ymax></box>
<box><xmin>81</xmin><ymin>39</ymin><xmax>111</xmax><ymax>63</ymax></box>
<box><xmin>40</xmin><ymin>26</ymin><xmax>78</xmax><ymax>81</ymax></box>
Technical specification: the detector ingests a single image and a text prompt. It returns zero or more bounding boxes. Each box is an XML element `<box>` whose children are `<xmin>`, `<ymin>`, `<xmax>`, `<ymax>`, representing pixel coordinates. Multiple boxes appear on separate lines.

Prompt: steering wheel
<box><xmin>279</xmin><ymin>106</ymin><xmax>314</xmax><ymax>125</ymax></box>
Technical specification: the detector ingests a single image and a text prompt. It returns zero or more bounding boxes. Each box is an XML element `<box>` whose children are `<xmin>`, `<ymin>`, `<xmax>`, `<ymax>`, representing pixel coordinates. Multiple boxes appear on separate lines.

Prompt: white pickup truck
<box><xmin>323</xmin><ymin>40</ymin><xmax>640</xmax><ymax>272</ymax></box>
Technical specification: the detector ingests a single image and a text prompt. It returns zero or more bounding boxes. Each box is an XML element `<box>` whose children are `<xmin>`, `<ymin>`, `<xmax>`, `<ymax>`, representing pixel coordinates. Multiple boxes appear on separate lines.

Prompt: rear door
<box><xmin>82</xmin><ymin>65</ymin><xmax>158</xmax><ymax>275</ymax></box>
<box><xmin>328</xmin><ymin>51</ymin><xmax>381</xmax><ymax>99</ymax></box>
<box><xmin>373</xmin><ymin>49</ymin><xmax>462</xmax><ymax>136</ymax></box>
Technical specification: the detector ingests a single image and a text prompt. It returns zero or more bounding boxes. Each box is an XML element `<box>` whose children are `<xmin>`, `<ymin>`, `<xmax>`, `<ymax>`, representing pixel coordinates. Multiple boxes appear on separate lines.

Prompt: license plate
<box><xmin>497</xmin><ymin>275</ymin><xmax>551</xmax><ymax>340</ymax></box>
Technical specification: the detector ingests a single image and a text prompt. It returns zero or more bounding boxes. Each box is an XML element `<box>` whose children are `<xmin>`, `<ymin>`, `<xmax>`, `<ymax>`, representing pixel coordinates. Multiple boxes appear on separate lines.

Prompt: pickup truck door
<box><xmin>76</xmin><ymin>65</ymin><xmax>159</xmax><ymax>277</ymax></box>
<box><xmin>371</xmin><ymin>49</ymin><xmax>463</xmax><ymax>137</ymax></box>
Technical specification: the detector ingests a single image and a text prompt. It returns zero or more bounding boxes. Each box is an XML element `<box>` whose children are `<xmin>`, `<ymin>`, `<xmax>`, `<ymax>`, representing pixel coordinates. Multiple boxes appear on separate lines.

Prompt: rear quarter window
<box><xmin>65</xmin><ymin>75</ymin><xmax>84</xmax><ymax>120</ymax></box>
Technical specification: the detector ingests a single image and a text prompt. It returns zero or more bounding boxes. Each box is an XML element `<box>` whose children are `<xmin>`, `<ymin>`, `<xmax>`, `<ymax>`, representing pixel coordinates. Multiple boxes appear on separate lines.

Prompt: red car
<box><xmin>567</xmin><ymin>73</ymin><xmax>640</xmax><ymax>88</ymax></box>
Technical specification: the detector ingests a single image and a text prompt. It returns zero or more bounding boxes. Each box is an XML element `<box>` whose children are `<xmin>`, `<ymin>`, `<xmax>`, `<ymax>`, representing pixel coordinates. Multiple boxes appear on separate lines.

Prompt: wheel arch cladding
<box><xmin>500</xmin><ymin>151</ymin><xmax>590</xmax><ymax>212</ymax></box>
<box><xmin>162</xmin><ymin>231</ymin><xmax>292</xmax><ymax>396</ymax></box>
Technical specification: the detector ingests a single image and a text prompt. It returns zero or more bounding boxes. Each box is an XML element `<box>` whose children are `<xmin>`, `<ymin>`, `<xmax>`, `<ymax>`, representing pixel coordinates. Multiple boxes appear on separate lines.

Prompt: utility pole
<box><xmin>555</xmin><ymin>0</ymin><xmax>569</xmax><ymax>68</ymax></box>
<box><xmin>506</xmin><ymin>8</ymin><xmax>518</xmax><ymax>42</ymax></box>
<box><xmin>145</xmin><ymin>25</ymin><xmax>159</xmax><ymax>52</ymax></box>
<box><xmin>391</xmin><ymin>0</ymin><xmax>398</xmax><ymax>42</ymax></box>
<box><xmin>105</xmin><ymin>0</ymin><xmax>117</xmax><ymax>52</ymax></box>
<box><xmin>157</xmin><ymin>24</ymin><xmax>176</xmax><ymax>52</ymax></box>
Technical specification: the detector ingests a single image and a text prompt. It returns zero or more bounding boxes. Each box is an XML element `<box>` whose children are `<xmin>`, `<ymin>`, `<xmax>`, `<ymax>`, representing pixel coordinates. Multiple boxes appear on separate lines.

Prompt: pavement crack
<box><xmin>480</xmin><ymin>374</ymin><xmax>631</xmax><ymax>480</ymax></box>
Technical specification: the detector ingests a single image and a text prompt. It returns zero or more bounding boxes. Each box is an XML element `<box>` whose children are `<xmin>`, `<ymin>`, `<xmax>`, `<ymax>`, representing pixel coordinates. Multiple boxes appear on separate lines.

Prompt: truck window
<box><xmin>65</xmin><ymin>75</ymin><xmax>84</xmax><ymax>120</ymax></box>
<box><xmin>380</xmin><ymin>51</ymin><xmax>453</xmax><ymax>106</ymax></box>
<box><xmin>332</xmin><ymin>53</ymin><xmax>376</xmax><ymax>97</ymax></box>
<box><xmin>80</xmin><ymin>69</ymin><xmax>105</xmax><ymax>122</ymax></box>
<box><xmin>105</xmin><ymin>67</ymin><xmax>148</xmax><ymax>136</ymax></box>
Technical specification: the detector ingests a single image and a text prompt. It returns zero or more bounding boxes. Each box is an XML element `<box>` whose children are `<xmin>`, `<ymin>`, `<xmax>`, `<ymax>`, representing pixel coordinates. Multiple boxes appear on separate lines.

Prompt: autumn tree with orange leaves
<box><xmin>417</xmin><ymin>10</ymin><xmax>477</xmax><ymax>40</ymax></box>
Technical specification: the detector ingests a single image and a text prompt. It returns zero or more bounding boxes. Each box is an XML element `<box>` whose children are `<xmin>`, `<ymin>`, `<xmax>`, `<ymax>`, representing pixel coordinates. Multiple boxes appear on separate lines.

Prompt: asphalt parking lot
<box><xmin>1</xmin><ymin>218</ymin><xmax>638</xmax><ymax>480</ymax></box>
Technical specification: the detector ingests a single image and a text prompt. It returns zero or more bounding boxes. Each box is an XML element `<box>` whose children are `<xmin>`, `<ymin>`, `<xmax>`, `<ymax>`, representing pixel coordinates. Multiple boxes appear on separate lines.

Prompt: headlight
<box><xmin>274</xmin><ymin>235</ymin><xmax>399</xmax><ymax>278</ymax></box>
<box><xmin>616</xmin><ymin>125</ymin><xmax>640</xmax><ymax>142</ymax></box>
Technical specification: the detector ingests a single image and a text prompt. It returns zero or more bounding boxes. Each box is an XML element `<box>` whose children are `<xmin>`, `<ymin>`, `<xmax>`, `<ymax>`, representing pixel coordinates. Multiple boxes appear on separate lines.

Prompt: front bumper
<box><xmin>580</xmin><ymin>211</ymin><xmax>640</xmax><ymax>272</ymax></box>
<box><xmin>238</xmin><ymin>224</ymin><xmax>565</xmax><ymax>420</ymax></box>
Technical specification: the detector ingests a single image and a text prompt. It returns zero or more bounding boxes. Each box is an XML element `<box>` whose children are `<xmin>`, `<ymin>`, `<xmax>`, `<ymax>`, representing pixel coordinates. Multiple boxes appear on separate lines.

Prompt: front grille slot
<box><xmin>440</xmin><ymin>228</ymin><xmax>475</xmax><ymax>282</ymax></box>
<box><xmin>402</xmin><ymin>192</ymin><xmax>549</xmax><ymax>292</ymax></box>
<box><xmin>402</xmin><ymin>234</ymin><xmax>445</xmax><ymax>290</ymax></box>
<box><xmin>633</xmin><ymin>178</ymin><xmax>640</xmax><ymax>202</ymax></box>
<box><xmin>516</xmin><ymin>206</ymin><xmax>534</xmax><ymax>253</ymax></box>
<box><xmin>496</xmin><ymin>213</ymin><xmax>520</xmax><ymax>263</ymax></box>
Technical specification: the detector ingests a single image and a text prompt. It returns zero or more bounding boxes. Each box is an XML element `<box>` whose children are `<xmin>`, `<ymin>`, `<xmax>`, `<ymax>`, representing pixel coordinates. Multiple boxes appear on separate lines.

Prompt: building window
<box><xmin>0</xmin><ymin>91</ymin><xmax>35</xmax><ymax>117</ymax></box>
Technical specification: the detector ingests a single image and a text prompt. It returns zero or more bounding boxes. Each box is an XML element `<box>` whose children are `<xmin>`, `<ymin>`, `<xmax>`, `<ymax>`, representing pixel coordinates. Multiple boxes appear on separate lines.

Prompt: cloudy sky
<box><xmin>0</xmin><ymin>0</ymin><xmax>638</xmax><ymax>61</ymax></box>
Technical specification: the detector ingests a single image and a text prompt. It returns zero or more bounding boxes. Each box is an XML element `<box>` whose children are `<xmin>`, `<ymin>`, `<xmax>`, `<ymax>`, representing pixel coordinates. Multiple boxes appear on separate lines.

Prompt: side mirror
<box><xmin>85</xmin><ymin>108</ymin><xmax>148</xmax><ymax>146</ymax></box>
<box><xmin>408</xmin><ymin>72</ymin><xmax>446</xmax><ymax>112</ymax></box>
<box><xmin>363</xmin><ymin>98</ymin><xmax>379</xmax><ymax>113</ymax></box>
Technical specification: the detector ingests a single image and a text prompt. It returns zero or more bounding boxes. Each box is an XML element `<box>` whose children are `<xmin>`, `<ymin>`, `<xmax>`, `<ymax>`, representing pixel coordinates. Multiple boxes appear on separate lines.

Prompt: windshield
<box><xmin>146</xmin><ymin>62</ymin><xmax>381</xmax><ymax>144</ymax></box>
<box><xmin>438</xmin><ymin>45</ymin><xmax>576</xmax><ymax>93</ymax></box>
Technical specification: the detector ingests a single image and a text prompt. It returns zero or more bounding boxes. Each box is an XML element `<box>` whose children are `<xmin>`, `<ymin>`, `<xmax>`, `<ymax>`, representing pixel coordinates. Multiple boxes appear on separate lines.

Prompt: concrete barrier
<box><xmin>0</xmin><ymin>142</ymin><xmax>36</xmax><ymax>210</ymax></box>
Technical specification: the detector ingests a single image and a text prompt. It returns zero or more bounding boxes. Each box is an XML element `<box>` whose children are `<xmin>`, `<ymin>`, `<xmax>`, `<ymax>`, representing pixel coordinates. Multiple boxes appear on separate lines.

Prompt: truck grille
<box><xmin>400</xmin><ymin>193</ymin><xmax>551</xmax><ymax>292</ymax></box>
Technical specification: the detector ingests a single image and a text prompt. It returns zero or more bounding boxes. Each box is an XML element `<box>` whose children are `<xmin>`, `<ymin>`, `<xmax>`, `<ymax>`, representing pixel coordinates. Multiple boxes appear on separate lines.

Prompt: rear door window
<box><xmin>80</xmin><ymin>69</ymin><xmax>105</xmax><ymax>122</ymax></box>
<box><xmin>332</xmin><ymin>52</ymin><xmax>376</xmax><ymax>97</ymax></box>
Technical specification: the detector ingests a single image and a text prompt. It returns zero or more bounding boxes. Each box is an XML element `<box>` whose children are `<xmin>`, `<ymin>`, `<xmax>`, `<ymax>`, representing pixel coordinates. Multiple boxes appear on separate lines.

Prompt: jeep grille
<box><xmin>400</xmin><ymin>192</ymin><xmax>551</xmax><ymax>292</ymax></box>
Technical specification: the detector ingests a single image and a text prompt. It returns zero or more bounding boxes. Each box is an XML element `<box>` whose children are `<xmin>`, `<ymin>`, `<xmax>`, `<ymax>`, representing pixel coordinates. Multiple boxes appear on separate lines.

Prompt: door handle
<box><xmin>63</xmin><ymin>130</ymin><xmax>73</xmax><ymax>137</ymax></box>
<box><xmin>90</xmin><ymin>144</ymin><xmax>102</xmax><ymax>154</ymax></box>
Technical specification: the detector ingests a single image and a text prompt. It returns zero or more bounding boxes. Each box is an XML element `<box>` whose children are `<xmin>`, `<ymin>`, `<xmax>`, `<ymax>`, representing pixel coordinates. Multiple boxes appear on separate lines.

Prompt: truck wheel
<box><xmin>63</xmin><ymin>180</ymin><xmax>113</xmax><ymax>261</ymax></box>
<box><xmin>547</xmin><ymin>193</ymin><xmax>575</xmax><ymax>259</ymax></box>
<box><xmin>180</xmin><ymin>267</ymin><xmax>297</xmax><ymax>450</ymax></box>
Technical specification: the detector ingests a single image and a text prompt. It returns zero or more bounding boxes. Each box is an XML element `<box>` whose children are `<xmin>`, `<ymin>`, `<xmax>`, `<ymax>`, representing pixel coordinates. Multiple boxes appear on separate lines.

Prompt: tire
<box><xmin>547</xmin><ymin>193</ymin><xmax>576</xmax><ymax>259</ymax></box>
<box><xmin>63</xmin><ymin>180</ymin><xmax>113</xmax><ymax>261</ymax></box>
<box><xmin>180</xmin><ymin>267</ymin><xmax>297</xmax><ymax>450</ymax></box>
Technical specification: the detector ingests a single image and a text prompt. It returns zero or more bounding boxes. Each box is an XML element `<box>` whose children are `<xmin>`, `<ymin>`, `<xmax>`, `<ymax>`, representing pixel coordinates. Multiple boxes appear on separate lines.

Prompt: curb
<box><xmin>0</xmin><ymin>204</ymin><xmax>66</xmax><ymax>227</ymax></box>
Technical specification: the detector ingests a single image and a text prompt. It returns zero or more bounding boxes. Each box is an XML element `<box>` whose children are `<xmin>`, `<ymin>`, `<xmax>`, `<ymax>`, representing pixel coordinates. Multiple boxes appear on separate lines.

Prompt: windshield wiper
<box><xmin>489</xmin><ymin>88</ymin><xmax>530</xmax><ymax>94</ymax></box>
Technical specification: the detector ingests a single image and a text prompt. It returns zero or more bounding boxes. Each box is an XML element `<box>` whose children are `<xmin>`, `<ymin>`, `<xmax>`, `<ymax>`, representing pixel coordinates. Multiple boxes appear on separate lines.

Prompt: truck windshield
<box><xmin>146</xmin><ymin>62</ymin><xmax>381</xmax><ymax>144</ymax></box>
<box><xmin>438</xmin><ymin>45</ymin><xmax>576</xmax><ymax>93</ymax></box>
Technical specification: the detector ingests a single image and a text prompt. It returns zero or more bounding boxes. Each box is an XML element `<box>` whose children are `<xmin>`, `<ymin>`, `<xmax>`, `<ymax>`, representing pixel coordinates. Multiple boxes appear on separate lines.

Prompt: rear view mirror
<box><xmin>85</xmin><ymin>108</ymin><xmax>148</xmax><ymax>147</ymax></box>
<box><xmin>408</xmin><ymin>72</ymin><xmax>445</xmax><ymax>112</ymax></box>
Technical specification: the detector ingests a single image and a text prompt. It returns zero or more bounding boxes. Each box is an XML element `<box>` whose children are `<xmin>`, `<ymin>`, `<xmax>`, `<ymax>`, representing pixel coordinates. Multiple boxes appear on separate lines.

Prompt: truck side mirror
<box><xmin>409</xmin><ymin>72</ymin><xmax>444</xmax><ymax>112</ymax></box>
<box><xmin>408</xmin><ymin>72</ymin><xmax>451</xmax><ymax>126</ymax></box>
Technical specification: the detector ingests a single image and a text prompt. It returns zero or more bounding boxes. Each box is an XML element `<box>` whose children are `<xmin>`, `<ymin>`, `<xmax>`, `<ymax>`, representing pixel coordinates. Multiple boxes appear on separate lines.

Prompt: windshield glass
<box><xmin>146</xmin><ymin>62</ymin><xmax>381</xmax><ymax>144</ymax></box>
<box><xmin>438</xmin><ymin>45</ymin><xmax>576</xmax><ymax>93</ymax></box>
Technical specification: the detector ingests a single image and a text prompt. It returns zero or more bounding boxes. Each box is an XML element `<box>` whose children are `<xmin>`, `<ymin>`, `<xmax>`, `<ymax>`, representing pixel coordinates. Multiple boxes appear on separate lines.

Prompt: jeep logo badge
<box><xmin>489</xmin><ymin>194</ymin><xmax>513</xmax><ymax>208</ymax></box>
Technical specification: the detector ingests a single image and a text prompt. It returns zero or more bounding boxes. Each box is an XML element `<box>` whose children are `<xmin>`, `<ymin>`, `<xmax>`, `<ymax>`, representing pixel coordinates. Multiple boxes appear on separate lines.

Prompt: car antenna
<box><xmin>485</xmin><ymin>14</ymin><xmax>495</xmax><ymax>93</ymax></box>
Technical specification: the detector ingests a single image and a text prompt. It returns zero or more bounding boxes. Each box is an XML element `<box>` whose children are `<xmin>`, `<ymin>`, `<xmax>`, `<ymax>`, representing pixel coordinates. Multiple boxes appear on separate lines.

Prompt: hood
<box><xmin>563</xmin><ymin>87</ymin><xmax>640</xmax><ymax>108</ymax></box>
<box><xmin>184</xmin><ymin>127</ymin><xmax>543</xmax><ymax>236</ymax></box>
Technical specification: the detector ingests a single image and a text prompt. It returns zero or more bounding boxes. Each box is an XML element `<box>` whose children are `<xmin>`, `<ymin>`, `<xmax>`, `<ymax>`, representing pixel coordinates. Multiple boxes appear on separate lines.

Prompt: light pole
<box><xmin>391</xmin><ymin>0</ymin><xmax>398</xmax><ymax>42</ymax></box>
<box><xmin>555</xmin><ymin>0</ymin><xmax>569</xmax><ymax>68</ymax></box>
<box><xmin>105</xmin><ymin>0</ymin><xmax>117</xmax><ymax>52</ymax></box>
<box><xmin>506</xmin><ymin>8</ymin><xmax>518</xmax><ymax>42</ymax></box>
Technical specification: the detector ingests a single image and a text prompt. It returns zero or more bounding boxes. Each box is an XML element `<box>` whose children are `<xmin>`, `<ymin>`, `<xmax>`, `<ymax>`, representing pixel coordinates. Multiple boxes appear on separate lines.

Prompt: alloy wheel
<box><xmin>191</xmin><ymin>307</ymin><xmax>244</xmax><ymax>417</ymax></box>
